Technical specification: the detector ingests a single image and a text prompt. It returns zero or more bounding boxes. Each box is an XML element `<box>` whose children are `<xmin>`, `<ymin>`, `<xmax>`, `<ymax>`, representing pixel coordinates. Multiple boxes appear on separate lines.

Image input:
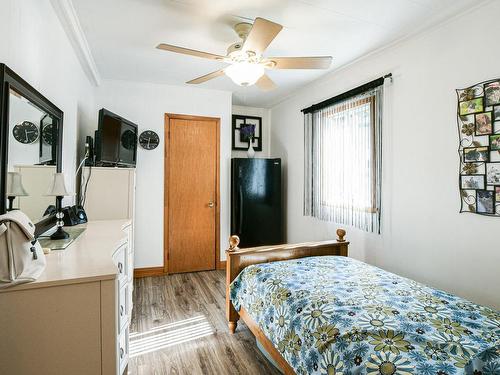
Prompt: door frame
<box><xmin>164</xmin><ymin>113</ymin><xmax>221</xmax><ymax>274</ymax></box>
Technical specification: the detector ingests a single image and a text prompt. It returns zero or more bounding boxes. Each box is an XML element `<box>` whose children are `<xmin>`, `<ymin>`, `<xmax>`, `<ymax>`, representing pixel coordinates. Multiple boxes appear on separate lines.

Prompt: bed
<box><xmin>225</xmin><ymin>231</ymin><xmax>500</xmax><ymax>375</ymax></box>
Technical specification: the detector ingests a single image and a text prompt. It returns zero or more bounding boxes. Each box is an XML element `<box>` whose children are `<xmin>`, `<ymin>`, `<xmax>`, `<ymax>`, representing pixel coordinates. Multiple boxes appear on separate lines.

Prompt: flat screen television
<box><xmin>95</xmin><ymin>108</ymin><xmax>137</xmax><ymax>167</ymax></box>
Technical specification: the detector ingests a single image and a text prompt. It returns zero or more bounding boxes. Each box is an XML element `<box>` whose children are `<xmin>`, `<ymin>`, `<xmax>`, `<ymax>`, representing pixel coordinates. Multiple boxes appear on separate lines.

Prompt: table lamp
<box><xmin>6</xmin><ymin>172</ymin><xmax>28</xmax><ymax>211</ymax></box>
<box><xmin>46</xmin><ymin>172</ymin><xmax>70</xmax><ymax>240</ymax></box>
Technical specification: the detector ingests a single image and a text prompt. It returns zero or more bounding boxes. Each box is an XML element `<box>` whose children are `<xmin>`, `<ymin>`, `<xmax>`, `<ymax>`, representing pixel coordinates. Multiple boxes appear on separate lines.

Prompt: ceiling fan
<box><xmin>156</xmin><ymin>17</ymin><xmax>332</xmax><ymax>91</ymax></box>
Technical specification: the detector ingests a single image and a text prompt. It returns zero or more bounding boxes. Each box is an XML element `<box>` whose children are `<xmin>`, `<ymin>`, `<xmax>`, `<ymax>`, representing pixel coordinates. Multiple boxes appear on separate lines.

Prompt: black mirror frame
<box><xmin>0</xmin><ymin>63</ymin><xmax>64</xmax><ymax>237</ymax></box>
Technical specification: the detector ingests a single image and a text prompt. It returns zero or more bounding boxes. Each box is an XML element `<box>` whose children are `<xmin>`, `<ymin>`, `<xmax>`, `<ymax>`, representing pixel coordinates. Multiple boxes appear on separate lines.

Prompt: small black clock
<box><xmin>13</xmin><ymin>121</ymin><xmax>39</xmax><ymax>144</ymax></box>
<box><xmin>139</xmin><ymin>130</ymin><xmax>160</xmax><ymax>150</ymax></box>
<box><xmin>42</xmin><ymin>123</ymin><xmax>56</xmax><ymax>145</ymax></box>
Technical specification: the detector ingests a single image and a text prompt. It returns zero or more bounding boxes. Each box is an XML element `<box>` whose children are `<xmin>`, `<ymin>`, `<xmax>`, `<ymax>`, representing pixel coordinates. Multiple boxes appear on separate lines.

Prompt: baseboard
<box><xmin>135</xmin><ymin>263</ymin><xmax>225</xmax><ymax>277</ymax></box>
<box><xmin>134</xmin><ymin>266</ymin><xmax>165</xmax><ymax>278</ymax></box>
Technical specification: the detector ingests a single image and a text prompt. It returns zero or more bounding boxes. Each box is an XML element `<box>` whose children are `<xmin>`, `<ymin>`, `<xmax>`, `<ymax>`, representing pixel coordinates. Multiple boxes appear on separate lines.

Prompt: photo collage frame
<box><xmin>457</xmin><ymin>79</ymin><xmax>500</xmax><ymax>216</ymax></box>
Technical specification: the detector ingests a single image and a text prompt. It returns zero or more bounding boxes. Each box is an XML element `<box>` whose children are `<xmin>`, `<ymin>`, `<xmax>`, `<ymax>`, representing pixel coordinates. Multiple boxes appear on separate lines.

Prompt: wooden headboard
<box><xmin>225</xmin><ymin>229</ymin><xmax>349</xmax><ymax>333</ymax></box>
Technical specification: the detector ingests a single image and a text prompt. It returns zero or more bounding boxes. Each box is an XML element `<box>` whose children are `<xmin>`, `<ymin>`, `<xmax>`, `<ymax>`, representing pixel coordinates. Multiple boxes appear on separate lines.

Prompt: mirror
<box><xmin>8</xmin><ymin>88</ymin><xmax>59</xmax><ymax>222</ymax></box>
<box><xmin>0</xmin><ymin>64</ymin><xmax>64</xmax><ymax>235</ymax></box>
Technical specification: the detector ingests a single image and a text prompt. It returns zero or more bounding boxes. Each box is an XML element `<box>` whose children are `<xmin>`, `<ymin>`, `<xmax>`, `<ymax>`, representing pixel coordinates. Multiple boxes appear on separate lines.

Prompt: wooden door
<box><xmin>165</xmin><ymin>114</ymin><xmax>220</xmax><ymax>274</ymax></box>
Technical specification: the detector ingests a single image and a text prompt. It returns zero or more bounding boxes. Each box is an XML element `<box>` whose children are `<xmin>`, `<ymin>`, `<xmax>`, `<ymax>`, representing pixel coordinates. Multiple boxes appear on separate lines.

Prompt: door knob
<box><xmin>208</xmin><ymin>201</ymin><xmax>215</xmax><ymax>208</ymax></box>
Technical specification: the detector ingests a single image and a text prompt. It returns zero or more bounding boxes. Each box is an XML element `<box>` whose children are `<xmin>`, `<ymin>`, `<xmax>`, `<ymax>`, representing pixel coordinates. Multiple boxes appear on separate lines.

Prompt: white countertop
<box><xmin>0</xmin><ymin>219</ymin><xmax>131</xmax><ymax>292</ymax></box>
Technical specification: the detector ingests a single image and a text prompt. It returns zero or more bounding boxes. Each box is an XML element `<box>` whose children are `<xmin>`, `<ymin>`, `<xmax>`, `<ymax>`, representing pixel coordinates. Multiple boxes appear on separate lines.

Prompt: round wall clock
<box><xmin>42</xmin><ymin>123</ymin><xmax>55</xmax><ymax>145</ymax></box>
<box><xmin>13</xmin><ymin>121</ymin><xmax>39</xmax><ymax>144</ymax></box>
<box><xmin>139</xmin><ymin>130</ymin><xmax>160</xmax><ymax>150</ymax></box>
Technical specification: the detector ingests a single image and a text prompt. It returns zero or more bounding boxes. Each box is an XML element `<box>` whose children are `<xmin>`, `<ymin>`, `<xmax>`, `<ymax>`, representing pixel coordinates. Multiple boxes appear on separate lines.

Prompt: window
<box><xmin>304</xmin><ymin>85</ymin><xmax>383</xmax><ymax>233</ymax></box>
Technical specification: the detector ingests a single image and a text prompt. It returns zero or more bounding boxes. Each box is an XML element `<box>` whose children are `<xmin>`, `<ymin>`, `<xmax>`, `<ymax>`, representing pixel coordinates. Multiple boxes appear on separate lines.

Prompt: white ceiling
<box><xmin>72</xmin><ymin>0</ymin><xmax>481</xmax><ymax>107</ymax></box>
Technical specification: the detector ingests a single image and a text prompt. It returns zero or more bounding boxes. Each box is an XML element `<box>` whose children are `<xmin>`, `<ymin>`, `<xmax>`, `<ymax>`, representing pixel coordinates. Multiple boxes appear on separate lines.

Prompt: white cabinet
<box><xmin>84</xmin><ymin>166</ymin><xmax>136</xmax><ymax>326</ymax></box>
<box><xmin>82</xmin><ymin>167</ymin><xmax>135</xmax><ymax>221</ymax></box>
<box><xmin>0</xmin><ymin>220</ymin><xmax>133</xmax><ymax>375</ymax></box>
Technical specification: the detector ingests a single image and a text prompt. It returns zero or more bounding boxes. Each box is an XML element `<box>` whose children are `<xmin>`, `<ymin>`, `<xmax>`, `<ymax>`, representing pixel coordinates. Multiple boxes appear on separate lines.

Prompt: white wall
<box><xmin>270</xmin><ymin>2</ymin><xmax>500</xmax><ymax>309</ymax></box>
<box><xmin>93</xmin><ymin>80</ymin><xmax>232</xmax><ymax>268</ymax></box>
<box><xmin>0</xmin><ymin>0</ymin><xmax>95</xmax><ymax>199</ymax></box>
<box><xmin>231</xmin><ymin>105</ymin><xmax>271</xmax><ymax>158</ymax></box>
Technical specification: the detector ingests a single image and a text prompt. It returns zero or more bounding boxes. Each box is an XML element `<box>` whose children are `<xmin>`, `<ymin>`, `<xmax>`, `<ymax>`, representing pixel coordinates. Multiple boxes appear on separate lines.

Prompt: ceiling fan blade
<box><xmin>266</xmin><ymin>56</ymin><xmax>332</xmax><ymax>69</ymax></box>
<box><xmin>186</xmin><ymin>70</ymin><xmax>225</xmax><ymax>84</ymax></box>
<box><xmin>256</xmin><ymin>74</ymin><xmax>277</xmax><ymax>91</ymax></box>
<box><xmin>242</xmin><ymin>18</ymin><xmax>283</xmax><ymax>55</ymax></box>
<box><xmin>156</xmin><ymin>43</ymin><xmax>225</xmax><ymax>61</ymax></box>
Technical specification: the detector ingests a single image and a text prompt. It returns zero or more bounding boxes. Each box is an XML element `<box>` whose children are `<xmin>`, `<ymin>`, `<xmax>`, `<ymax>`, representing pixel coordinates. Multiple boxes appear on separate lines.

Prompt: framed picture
<box><xmin>459</xmin><ymin>97</ymin><xmax>483</xmax><ymax>116</ymax></box>
<box><xmin>490</xmin><ymin>134</ymin><xmax>500</xmax><ymax>151</ymax></box>
<box><xmin>475</xmin><ymin>112</ymin><xmax>493</xmax><ymax>135</ymax></box>
<box><xmin>476</xmin><ymin>190</ymin><xmax>495</xmax><ymax>214</ymax></box>
<box><xmin>485</xmin><ymin>81</ymin><xmax>500</xmax><ymax>106</ymax></box>
<box><xmin>460</xmin><ymin>175</ymin><xmax>485</xmax><ymax>190</ymax></box>
<box><xmin>232</xmin><ymin>115</ymin><xmax>262</xmax><ymax>151</ymax></box>
<box><xmin>486</xmin><ymin>163</ymin><xmax>500</xmax><ymax>185</ymax></box>
<box><xmin>458</xmin><ymin>86</ymin><xmax>483</xmax><ymax>102</ymax></box>
<box><xmin>493</xmin><ymin>105</ymin><xmax>500</xmax><ymax>121</ymax></box>
<box><xmin>463</xmin><ymin>146</ymin><xmax>489</xmax><ymax>162</ymax></box>
<box><xmin>496</xmin><ymin>186</ymin><xmax>500</xmax><ymax>202</ymax></box>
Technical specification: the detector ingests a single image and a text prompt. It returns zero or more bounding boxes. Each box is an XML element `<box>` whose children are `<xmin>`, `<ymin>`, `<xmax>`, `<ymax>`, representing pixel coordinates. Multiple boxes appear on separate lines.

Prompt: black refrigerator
<box><xmin>231</xmin><ymin>158</ymin><xmax>283</xmax><ymax>248</ymax></box>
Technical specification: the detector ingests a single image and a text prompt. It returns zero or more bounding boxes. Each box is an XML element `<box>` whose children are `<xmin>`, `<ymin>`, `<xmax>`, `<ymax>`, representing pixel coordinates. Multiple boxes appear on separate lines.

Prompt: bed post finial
<box><xmin>227</xmin><ymin>235</ymin><xmax>240</xmax><ymax>252</ymax></box>
<box><xmin>336</xmin><ymin>229</ymin><xmax>346</xmax><ymax>242</ymax></box>
<box><xmin>226</xmin><ymin>235</ymin><xmax>240</xmax><ymax>334</ymax></box>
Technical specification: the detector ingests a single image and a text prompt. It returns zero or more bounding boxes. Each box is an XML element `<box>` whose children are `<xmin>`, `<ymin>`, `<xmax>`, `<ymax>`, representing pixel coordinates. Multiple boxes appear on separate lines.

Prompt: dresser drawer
<box><xmin>118</xmin><ymin>283</ymin><xmax>129</xmax><ymax>332</ymax></box>
<box><xmin>113</xmin><ymin>244</ymin><xmax>127</xmax><ymax>281</ymax></box>
<box><xmin>119</xmin><ymin>328</ymin><xmax>129</xmax><ymax>375</ymax></box>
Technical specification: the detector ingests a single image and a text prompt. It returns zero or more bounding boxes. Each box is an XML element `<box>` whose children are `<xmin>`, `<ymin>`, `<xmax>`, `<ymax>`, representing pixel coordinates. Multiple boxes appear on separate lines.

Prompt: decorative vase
<box><xmin>247</xmin><ymin>139</ymin><xmax>255</xmax><ymax>158</ymax></box>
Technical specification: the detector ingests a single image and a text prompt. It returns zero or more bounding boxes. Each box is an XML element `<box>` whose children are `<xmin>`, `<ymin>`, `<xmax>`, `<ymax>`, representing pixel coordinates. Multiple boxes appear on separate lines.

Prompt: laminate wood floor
<box><xmin>128</xmin><ymin>270</ymin><xmax>281</xmax><ymax>375</ymax></box>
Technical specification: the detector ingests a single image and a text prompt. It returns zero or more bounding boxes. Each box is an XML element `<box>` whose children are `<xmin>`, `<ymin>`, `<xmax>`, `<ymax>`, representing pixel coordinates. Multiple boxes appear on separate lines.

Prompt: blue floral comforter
<box><xmin>230</xmin><ymin>256</ymin><xmax>500</xmax><ymax>374</ymax></box>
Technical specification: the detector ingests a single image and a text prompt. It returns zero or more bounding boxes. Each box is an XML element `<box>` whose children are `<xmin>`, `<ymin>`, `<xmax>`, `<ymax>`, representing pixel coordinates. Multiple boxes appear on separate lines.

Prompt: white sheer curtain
<box><xmin>304</xmin><ymin>86</ymin><xmax>383</xmax><ymax>233</ymax></box>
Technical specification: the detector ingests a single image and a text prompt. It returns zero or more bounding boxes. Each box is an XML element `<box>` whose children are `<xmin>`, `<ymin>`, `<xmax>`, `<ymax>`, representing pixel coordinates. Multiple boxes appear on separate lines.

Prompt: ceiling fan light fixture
<box><xmin>225</xmin><ymin>62</ymin><xmax>265</xmax><ymax>86</ymax></box>
<box><xmin>157</xmin><ymin>17</ymin><xmax>332</xmax><ymax>90</ymax></box>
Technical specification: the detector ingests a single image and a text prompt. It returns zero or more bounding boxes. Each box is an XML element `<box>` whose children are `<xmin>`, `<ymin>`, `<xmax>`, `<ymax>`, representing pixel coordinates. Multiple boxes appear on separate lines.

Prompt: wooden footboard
<box><xmin>225</xmin><ymin>229</ymin><xmax>349</xmax><ymax>334</ymax></box>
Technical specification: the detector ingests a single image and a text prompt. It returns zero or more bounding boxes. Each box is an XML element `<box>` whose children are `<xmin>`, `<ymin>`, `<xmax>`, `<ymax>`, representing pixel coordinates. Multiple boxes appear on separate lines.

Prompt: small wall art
<box><xmin>232</xmin><ymin>115</ymin><xmax>262</xmax><ymax>151</ymax></box>
<box><xmin>457</xmin><ymin>79</ymin><xmax>500</xmax><ymax>216</ymax></box>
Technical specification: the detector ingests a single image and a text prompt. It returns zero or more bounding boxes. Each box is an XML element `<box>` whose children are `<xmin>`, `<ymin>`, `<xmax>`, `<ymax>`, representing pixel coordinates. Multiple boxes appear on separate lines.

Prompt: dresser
<box><xmin>0</xmin><ymin>220</ymin><xmax>134</xmax><ymax>375</ymax></box>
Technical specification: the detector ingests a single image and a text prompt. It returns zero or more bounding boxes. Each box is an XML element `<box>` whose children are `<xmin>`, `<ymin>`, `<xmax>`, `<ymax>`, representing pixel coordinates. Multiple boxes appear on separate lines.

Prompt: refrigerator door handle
<box><xmin>238</xmin><ymin>185</ymin><xmax>243</xmax><ymax>234</ymax></box>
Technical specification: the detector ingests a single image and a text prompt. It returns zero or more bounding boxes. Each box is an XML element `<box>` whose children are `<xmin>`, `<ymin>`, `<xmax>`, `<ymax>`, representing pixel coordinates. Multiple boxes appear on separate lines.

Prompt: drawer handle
<box><xmin>120</xmin><ymin>305</ymin><xmax>124</xmax><ymax>316</ymax></box>
<box><xmin>118</xmin><ymin>262</ymin><xmax>123</xmax><ymax>273</ymax></box>
<box><xmin>120</xmin><ymin>347</ymin><xmax>124</xmax><ymax>359</ymax></box>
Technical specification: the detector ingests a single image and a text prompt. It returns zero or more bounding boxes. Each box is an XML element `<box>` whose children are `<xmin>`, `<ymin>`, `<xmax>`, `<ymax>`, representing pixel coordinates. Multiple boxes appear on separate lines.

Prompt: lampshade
<box><xmin>225</xmin><ymin>62</ymin><xmax>265</xmax><ymax>86</ymax></box>
<box><xmin>6</xmin><ymin>172</ymin><xmax>28</xmax><ymax>197</ymax></box>
<box><xmin>46</xmin><ymin>173</ymin><xmax>70</xmax><ymax>196</ymax></box>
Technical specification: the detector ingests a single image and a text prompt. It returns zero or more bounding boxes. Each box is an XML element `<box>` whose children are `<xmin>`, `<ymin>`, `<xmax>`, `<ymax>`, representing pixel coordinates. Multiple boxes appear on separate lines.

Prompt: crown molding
<box><xmin>50</xmin><ymin>0</ymin><xmax>101</xmax><ymax>86</ymax></box>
